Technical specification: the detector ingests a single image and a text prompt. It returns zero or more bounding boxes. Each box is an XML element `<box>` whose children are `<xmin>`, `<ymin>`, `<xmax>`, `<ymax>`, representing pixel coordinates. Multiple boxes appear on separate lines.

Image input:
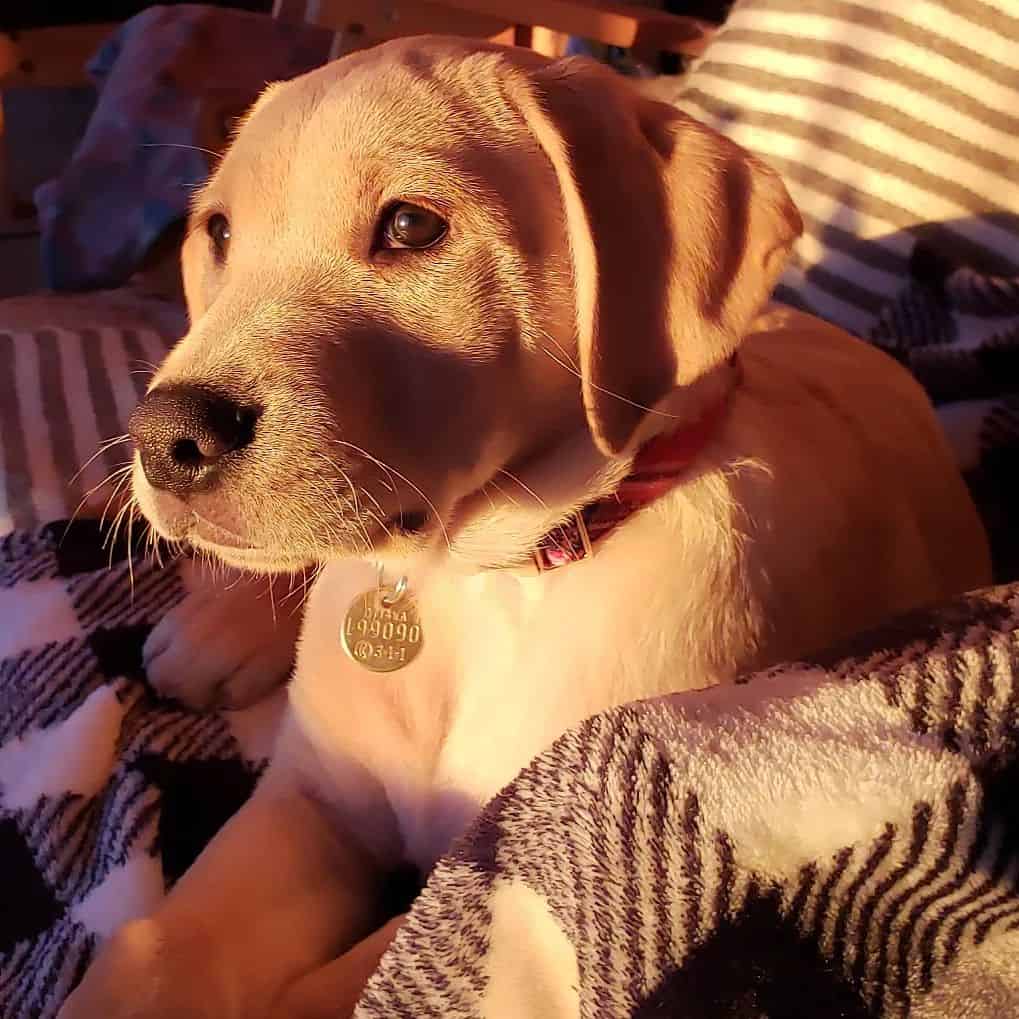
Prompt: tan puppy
<box><xmin>59</xmin><ymin>36</ymin><xmax>989</xmax><ymax>1019</ymax></box>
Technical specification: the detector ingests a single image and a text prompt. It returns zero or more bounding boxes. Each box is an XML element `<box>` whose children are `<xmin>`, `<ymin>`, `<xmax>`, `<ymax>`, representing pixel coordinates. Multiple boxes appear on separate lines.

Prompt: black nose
<box><xmin>129</xmin><ymin>384</ymin><xmax>258</xmax><ymax>494</ymax></box>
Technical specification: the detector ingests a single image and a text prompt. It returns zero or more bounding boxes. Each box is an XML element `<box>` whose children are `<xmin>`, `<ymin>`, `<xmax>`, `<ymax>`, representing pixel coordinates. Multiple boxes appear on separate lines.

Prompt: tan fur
<box><xmin>60</xmin><ymin>37</ymin><xmax>989</xmax><ymax>1019</ymax></box>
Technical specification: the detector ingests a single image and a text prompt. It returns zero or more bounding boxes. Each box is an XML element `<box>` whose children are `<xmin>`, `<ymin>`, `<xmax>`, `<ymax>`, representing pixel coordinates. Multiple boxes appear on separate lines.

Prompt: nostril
<box><xmin>171</xmin><ymin>438</ymin><xmax>206</xmax><ymax>468</ymax></box>
<box><xmin>169</xmin><ymin>397</ymin><xmax>258</xmax><ymax>467</ymax></box>
<box><xmin>201</xmin><ymin>399</ymin><xmax>257</xmax><ymax>459</ymax></box>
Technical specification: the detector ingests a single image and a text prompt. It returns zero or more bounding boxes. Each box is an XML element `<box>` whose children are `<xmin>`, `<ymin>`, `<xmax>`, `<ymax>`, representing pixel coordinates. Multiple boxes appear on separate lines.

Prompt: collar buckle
<box><xmin>533</xmin><ymin>510</ymin><xmax>593</xmax><ymax>573</ymax></box>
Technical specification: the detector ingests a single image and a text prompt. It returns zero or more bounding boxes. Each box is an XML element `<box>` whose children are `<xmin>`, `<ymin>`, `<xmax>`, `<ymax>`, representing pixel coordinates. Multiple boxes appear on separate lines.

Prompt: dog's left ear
<box><xmin>512</xmin><ymin>57</ymin><xmax>801</xmax><ymax>455</ymax></box>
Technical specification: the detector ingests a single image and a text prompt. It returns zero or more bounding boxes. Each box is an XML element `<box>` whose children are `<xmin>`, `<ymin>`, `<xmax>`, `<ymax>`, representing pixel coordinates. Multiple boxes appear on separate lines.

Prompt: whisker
<box><xmin>359</xmin><ymin>487</ymin><xmax>385</xmax><ymax>514</ymax></box>
<box><xmin>322</xmin><ymin>461</ymin><xmax>377</xmax><ymax>554</ymax></box>
<box><xmin>70</xmin><ymin>434</ymin><xmax>131</xmax><ymax>484</ymax></box>
<box><xmin>222</xmin><ymin>568</ymin><xmax>248</xmax><ymax>593</ymax></box>
<box><xmin>495</xmin><ymin>468</ymin><xmax>576</xmax><ymax>558</ymax></box>
<box><xmin>128</xmin><ymin>358</ymin><xmax>162</xmax><ymax>374</ymax></box>
<box><xmin>364</xmin><ymin>509</ymin><xmax>393</xmax><ymax>544</ymax></box>
<box><xmin>99</xmin><ymin>468</ymin><xmax>135</xmax><ymax>530</ymax></box>
<box><xmin>485</xmin><ymin>477</ymin><xmax>521</xmax><ymax>508</ymax></box>
<box><xmin>63</xmin><ymin>462</ymin><xmax>133</xmax><ymax>540</ymax></box>
<box><xmin>278</xmin><ymin>564</ymin><xmax>320</xmax><ymax>614</ymax></box>
<box><xmin>104</xmin><ymin>497</ymin><xmax>135</xmax><ymax>570</ymax></box>
<box><xmin>497</xmin><ymin>468</ymin><xmax>549</xmax><ymax>510</ymax></box>
<box><xmin>536</xmin><ymin>327</ymin><xmax>581</xmax><ymax>374</ymax></box>
<box><xmin>311</xmin><ymin>452</ymin><xmax>390</xmax><ymax>558</ymax></box>
<box><xmin>141</xmin><ymin>141</ymin><xmax>222</xmax><ymax>159</ymax></box>
<box><xmin>540</xmin><ymin>344</ymin><xmax>680</xmax><ymax>421</ymax></box>
<box><xmin>267</xmin><ymin>573</ymin><xmax>278</xmax><ymax>624</ymax></box>
<box><xmin>337</xmin><ymin>465</ymin><xmax>360</xmax><ymax>517</ymax></box>
<box><xmin>333</xmin><ymin>440</ymin><xmax>450</xmax><ymax>553</ymax></box>
<box><xmin>126</xmin><ymin>509</ymin><xmax>138</xmax><ymax>599</ymax></box>
<box><xmin>147</xmin><ymin>523</ymin><xmax>165</xmax><ymax>570</ymax></box>
<box><xmin>300</xmin><ymin>567</ymin><xmax>316</xmax><ymax>609</ymax></box>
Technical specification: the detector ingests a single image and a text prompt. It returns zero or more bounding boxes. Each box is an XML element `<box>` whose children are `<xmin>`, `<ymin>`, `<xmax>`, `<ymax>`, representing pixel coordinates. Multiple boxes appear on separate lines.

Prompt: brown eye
<box><xmin>207</xmin><ymin>213</ymin><xmax>231</xmax><ymax>262</ymax></box>
<box><xmin>382</xmin><ymin>203</ymin><xmax>447</xmax><ymax>250</ymax></box>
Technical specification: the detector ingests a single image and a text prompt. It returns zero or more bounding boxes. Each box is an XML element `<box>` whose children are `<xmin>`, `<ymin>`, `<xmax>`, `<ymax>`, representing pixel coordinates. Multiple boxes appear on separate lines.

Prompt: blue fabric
<box><xmin>35</xmin><ymin>5</ymin><xmax>333</xmax><ymax>291</ymax></box>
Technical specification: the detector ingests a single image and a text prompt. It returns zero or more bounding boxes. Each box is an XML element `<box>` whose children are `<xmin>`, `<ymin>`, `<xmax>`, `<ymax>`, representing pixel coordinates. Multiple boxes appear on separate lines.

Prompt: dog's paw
<box><xmin>143</xmin><ymin>561</ymin><xmax>304</xmax><ymax>711</ymax></box>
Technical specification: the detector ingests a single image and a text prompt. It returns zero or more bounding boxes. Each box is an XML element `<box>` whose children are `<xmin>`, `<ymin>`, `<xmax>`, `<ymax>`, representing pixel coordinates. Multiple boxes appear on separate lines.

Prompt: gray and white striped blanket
<box><xmin>3</xmin><ymin>517</ymin><xmax>1019</xmax><ymax>1017</ymax></box>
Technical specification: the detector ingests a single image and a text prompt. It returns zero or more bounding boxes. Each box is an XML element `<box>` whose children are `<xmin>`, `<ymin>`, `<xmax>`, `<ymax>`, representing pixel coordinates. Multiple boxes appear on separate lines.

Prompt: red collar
<box><xmin>531</xmin><ymin>374</ymin><xmax>737</xmax><ymax>573</ymax></box>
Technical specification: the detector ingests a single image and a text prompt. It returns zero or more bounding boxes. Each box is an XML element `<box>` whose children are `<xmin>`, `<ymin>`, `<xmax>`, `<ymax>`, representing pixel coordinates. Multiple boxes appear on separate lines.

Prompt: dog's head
<box><xmin>129</xmin><ymin>36</ymin><xmax>800</xmax><ymax>572</ymax></box>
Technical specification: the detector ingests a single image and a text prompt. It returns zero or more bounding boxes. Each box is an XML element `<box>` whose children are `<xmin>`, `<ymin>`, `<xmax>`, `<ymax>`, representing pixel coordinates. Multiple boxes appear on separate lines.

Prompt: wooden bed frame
<box><xmin>270</xmin><ymin>0</ymin><xmax>714</xmax><ymax>60</ymax></box>
<box><xmin>0</xmin><ymin>2</ymin><xmax>716</xmax><ymax>232</ymax></box>
<box><xmin>0</xmin><ymin>24</ymin><xmax>116</xmax><ymax>234</ymax></box>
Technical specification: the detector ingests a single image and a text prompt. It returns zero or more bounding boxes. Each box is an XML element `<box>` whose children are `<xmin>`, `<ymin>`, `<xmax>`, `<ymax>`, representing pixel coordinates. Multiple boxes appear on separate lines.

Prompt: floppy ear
<box><xmin>512</xmin><ymin>57</ymin><xmax>801</xmax><ymax>455</ymax></box>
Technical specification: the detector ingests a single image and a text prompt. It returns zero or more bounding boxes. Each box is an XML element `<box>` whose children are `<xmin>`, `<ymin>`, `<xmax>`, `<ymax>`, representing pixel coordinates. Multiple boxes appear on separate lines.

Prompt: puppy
<box><xmin>59</xmin><ymin>36</ymin><xmax>990</xmax><ymax>1019</ymax></box>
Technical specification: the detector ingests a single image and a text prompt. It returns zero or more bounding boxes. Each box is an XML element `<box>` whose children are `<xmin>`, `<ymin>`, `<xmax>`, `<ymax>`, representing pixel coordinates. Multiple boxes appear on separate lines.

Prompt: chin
<box><xmin>186</xmin><ymin>537</ymin><xmax>318</xmax><ymax>574</ymax></box>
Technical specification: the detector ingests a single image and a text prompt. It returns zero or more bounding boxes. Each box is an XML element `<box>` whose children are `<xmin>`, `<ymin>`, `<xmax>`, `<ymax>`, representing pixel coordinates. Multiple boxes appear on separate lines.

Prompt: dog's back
<box><xmin>726</xmin><ymin>305</ymin><xmax>989</xmax><ymax>669</ymax></box>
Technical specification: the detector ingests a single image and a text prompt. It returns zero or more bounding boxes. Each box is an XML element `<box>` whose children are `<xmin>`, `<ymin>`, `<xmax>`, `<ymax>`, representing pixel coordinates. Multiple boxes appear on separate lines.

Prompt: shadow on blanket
<box><xmin>2</xmin><ymin>519</ymin><xmax>1019</xmax><ymax>1017</ymax></box>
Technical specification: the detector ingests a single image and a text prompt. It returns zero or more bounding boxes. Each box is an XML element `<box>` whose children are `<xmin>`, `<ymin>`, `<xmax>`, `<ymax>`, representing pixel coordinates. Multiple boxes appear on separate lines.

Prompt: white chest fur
<box><xmin>283</xmin><ymin>495</ymin><xmax>746</xmax><ymax>872</ymax></box>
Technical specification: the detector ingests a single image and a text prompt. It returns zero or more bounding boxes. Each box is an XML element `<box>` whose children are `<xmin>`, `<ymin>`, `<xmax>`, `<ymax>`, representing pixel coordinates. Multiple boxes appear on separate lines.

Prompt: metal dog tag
<box><xmin>341</xmin><ymin>584</ymin><xmax>423</xmax><ymax>673</ymax></box>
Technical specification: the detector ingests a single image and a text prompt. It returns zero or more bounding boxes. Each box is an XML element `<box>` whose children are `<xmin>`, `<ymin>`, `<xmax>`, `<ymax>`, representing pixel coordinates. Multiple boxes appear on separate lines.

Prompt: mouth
<box><xmin>384</xmin><ymin>509</ymin><xmax>430</xmax><ymax>536</ymax></box>
<box><xmin>185</xmin><ymin>516</ymin><xmax>314</xmax><ymax>572</ymax></box>
<box><xmin>192</xmin><ymin>542</ymin><xmax>314</xmax><ymax>572</ymax></box>
<box><xmin>133</xmin><ymin>451</ymin><xmax>437</xmax><ymax>566</ymax></box>
<box><xmin>189</xmin><ymin>514</ymin><xmax>255</xmax><ymax>549</ymax></box>
<box><xmin>188</xmin><ymin>508</ymin><xmax>434</xmax><ymax>570</ymax></box>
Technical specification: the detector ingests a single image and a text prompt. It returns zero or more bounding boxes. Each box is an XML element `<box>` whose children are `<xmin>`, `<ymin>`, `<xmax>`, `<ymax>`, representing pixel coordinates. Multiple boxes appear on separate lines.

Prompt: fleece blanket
<box><xmin>2</xmin><ymin>518</ymin><xmax>1019</xmax><ymax>1017</ymax></box>
<box><xmin>356</xmin><ymin>583</ymin><xmax>1019</xmax><ymax>1018</ymax></box>
<box><xmin>868</xmin><ymin>245</ymin><xmax>1019</xmax><ymax>584</ymax></box>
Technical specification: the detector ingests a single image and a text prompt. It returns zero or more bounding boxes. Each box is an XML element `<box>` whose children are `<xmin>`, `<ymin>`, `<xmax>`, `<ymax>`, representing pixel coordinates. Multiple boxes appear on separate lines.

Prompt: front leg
<box><xmin>58</xmin><ymin>765</ymin><xmax>381</xmax><ymax>1019</ymax></box>
<box><xmin>270</xmin><ymin>915</ymin><xmax>406</xmax><ymax>1019</ymax></box>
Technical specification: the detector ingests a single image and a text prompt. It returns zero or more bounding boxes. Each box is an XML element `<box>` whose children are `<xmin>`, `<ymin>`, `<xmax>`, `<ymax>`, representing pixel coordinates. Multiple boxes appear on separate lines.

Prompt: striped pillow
<box><xmin>0</xmin><ymin>324</ymin><xmax>173</xmax><ymax>534</ymax></box>
<box><xmin>672</xmin><ymin>0</ymin><xmax>1019</xmax><ymax>338</ymax></box>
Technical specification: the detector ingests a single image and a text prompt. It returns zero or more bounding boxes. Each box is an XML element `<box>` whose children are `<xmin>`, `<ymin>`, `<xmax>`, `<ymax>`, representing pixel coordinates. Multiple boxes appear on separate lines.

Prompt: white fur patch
<box><xmin>482</xmin><ymin>880</ymin><xmax>581</xmax><ymax>1019</ymax></box>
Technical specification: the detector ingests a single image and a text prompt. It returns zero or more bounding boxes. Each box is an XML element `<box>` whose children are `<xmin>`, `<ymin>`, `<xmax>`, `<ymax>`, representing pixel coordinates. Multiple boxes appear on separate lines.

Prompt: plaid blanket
<box><xmin>3</xmin><ymin>520</ymin><xmax>1019</xmax><ymax>1017</ymax></box>
<box><xmin>358</xmin><ymin>583</ymin><xmax>1019</xmax><ymax>1018</ymax></box>
<box><xmin>0</xmin><ymin>521</ymin><xmax>281</xmax><ymax>1019</ymax></box>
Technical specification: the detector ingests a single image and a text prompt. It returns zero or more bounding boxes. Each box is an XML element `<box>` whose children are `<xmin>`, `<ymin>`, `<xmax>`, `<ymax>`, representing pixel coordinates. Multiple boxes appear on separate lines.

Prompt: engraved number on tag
<box><xmin>341</xmin><ymin>588</ymin><xmax>423</xmax><ymax>673</ymax></box>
